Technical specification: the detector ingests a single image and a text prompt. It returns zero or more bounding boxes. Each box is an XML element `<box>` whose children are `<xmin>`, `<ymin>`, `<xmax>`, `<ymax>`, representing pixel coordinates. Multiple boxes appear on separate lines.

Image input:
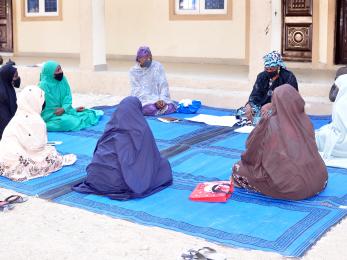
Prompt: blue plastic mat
<box><xmin>54</xmin><ymin>146</ymin><xmax>347</xmax><ymax>257</ymax></box>
<box><xmin>62</xmin><ymin>105</ymin><xmax>232</xmax><ymax>144</ymax></box>
<box><xmin>195</xmin><ymin>115</ymin><xmax>333</xmax><ymax>154</ymax></box>
<box><xmin>0</xmin><ymin>105</ymin><xmax>233</xmax><ymax>196</ymax></box>
<box><xmin>0</xmin><ymin>105</ymin><xmax>343</xmax><ymax>256</ymax></box>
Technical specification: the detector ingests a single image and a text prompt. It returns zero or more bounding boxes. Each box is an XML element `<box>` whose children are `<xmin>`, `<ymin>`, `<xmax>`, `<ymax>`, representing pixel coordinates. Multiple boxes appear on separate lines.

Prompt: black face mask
<box><xmin>54</xmin><ymin>72</ymin><xmax>64</xmax><ymax>81</ymax></box>
<box><xmin>12</xmin><ymin>77</ymin><xmax>21</xmax><ymax>88</ymax></box>
<box><xmin>329</xmin><ymin>84</ymin><xmax>339</xmax><ymax>102</ymax></box>
<box><xmin>142</xmin><ymin>60</ymin><xmax>152</xmax><ymax>68</ymax></box>
<box><xmin>266</xmin><ymin>71</ymin><xmax>278</xmax><ymax>79</ymax></box>
<box><xmin>42</xmin><ymin>101</ymin><xmax>46</xmax><ymax>111</ymax></box>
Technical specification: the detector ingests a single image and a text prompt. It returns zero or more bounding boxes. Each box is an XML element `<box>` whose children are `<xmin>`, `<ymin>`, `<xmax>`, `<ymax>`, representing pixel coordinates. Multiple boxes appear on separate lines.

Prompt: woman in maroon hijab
<box><xmin>232</xmin><ymin>84</ymin><xmax>328</xmax><ymax>200</ymax></box>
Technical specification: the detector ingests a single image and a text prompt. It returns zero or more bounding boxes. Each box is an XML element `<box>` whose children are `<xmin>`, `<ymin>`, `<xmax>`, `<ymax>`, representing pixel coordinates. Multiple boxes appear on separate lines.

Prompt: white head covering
<box><xmin>0</xmin><ymin>85</ymin><xmax>48</xmax><ymax>157</ymax></box>
<box><xmin>0</xmin><ymin>85</ymin><xmax>74</xmax><ymax>181</ymax></box>
<box><xmin>316</xmin><ymin>74</ymin><xmax>347</xmax><ymax>158</ymax></box>
<box><xmin>334</xmin><ymin>74</ymin><xmax>347</xmax><ymax>103</ymax></box>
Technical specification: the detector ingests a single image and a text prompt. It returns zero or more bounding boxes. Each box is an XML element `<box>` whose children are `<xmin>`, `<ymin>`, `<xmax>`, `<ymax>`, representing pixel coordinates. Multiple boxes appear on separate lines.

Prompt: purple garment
<box><xmin>142</xmin><ymin>103</ymin><xmax>176</xmax><ymax>116</ymax></box>
<box><xmin>136</xmin><ymin>46</ymin><xmax>152</xmax><ymax>62</ymax></box>
<box><xmin>73</xmin><ymin>96</ymin><xmax>173</xmax><ymax>200</ymax></box>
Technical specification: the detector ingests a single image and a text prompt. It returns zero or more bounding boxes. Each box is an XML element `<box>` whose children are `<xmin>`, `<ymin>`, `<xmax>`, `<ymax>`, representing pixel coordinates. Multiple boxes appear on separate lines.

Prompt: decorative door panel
<box><xmin>335</xmin><ymin>0</ymin><xmax>347</xmax><ymax>64</ymax></box>
<box><xmin>0</xmin><ymin>0</ymin><xmax>13</xmax><ymax>52</ymax></box>
<box><xmin>282</xmin><ymin>0</ymin><xmax>313</xmax><ymax>61</ymax></box>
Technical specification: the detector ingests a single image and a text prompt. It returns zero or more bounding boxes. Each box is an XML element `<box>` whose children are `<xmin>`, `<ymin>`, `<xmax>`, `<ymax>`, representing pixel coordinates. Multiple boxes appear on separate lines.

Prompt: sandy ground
<box><xmin>0</xmin><ymin>93</ymin><xmax>346</xmax><ymax>260</ymax></box>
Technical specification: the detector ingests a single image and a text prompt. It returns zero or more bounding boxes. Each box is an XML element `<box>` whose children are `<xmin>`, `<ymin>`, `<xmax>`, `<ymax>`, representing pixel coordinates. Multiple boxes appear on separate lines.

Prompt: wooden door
<box><xmin>282</xmin><ymin>0</ymin><xmax>313</xmax><ymax>62</ymax></box>
<box><xmin>0</xmin><ymin>0</ymin><xmax>13</xmax><ymax>52</ymax></box>
<box><xmin>336</xmin><ymin>0</ymin><xmax>347</xmax><ymax>64</ymax></box>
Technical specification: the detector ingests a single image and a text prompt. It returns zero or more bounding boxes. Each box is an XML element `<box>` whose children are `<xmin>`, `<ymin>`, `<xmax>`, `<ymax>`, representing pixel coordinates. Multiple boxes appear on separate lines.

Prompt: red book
<box><xmin>189</xmin><ymin>180</ymin><xmax>233</xmax><ymax>203</ymax></box>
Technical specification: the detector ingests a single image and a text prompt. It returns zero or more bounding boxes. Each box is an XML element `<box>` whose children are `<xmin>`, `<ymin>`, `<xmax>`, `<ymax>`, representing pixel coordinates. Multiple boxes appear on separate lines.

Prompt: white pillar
<box><xmin>271</xmin><ymin>0</ymin><xmax>282</xmax><ymax>52</ymax></box>
<box><xmin>319</xmin><ymin>0</ymin><xmax>329</xmax><ymax>64</ymax></box>
<box><xmin>248</xmin><ymin>0</ymin><xmax>273</xmax><ymax>83</ymax></box>
<box><xmin>79</xmin><ymin>0</ymin><xmax>107</xmax><ymax>71</ymax></box>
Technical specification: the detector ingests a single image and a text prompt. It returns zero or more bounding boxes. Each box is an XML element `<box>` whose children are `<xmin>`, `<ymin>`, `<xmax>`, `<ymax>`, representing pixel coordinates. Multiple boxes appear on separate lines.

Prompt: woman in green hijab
<box><xmin>39</xmin><ymin>60</ymin><xmax>103</xmax><ymax>131</ymax></box>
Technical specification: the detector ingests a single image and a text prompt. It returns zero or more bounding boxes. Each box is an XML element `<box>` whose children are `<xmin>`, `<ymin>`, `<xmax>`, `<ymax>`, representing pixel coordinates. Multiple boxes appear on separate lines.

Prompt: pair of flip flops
<box><xmin>0</xmin><ymin>195</ymin><xmax>28</xmax><ymax>212</ymax></box>
<box><xmin>181</xmin><ymin>247</ymin><xmax>227</xmax><ymax>260</ymax></box>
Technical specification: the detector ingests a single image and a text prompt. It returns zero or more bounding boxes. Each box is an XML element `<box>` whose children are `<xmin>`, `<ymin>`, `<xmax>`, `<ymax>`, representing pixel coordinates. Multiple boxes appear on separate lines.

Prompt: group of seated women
<box><xmin>0</xmin><ymin>48</ymin><xmax>344</xmax><ymax>201</ymax></box>
<box><xmin>0</xmin><ymin>54</ymin><xmax>173</xmax><ymax>198</ymax></box>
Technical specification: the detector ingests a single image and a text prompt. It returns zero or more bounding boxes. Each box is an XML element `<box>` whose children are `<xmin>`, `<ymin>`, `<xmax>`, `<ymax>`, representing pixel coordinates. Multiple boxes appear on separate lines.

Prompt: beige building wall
<box><xmin>11</xmin><ymin>0</ymin><xmax>338</xmax><ymax>69</ymax></box>
<box><xmin>104</xmin><ymin>0</ymin><xmax>247</xmax><ymax>61</ymax></box>
<box><xmin>14</xmin><ymin>0</ymin><xmax>80</xmax><ymax>55</ymax></box>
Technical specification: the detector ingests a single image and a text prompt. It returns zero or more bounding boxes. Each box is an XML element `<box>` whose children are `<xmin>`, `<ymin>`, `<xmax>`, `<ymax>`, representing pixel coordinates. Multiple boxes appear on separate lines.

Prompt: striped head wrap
<box><xmin>263</xmin><ymin>51</ymin><xmax>286</xmax><ymax>68</ymax></box>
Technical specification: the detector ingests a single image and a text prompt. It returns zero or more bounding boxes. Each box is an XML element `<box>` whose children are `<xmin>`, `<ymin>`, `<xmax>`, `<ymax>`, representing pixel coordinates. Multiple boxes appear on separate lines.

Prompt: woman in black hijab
<box><xmin>0</xmin><ymin>63</ymin><xmax>21</xmax><ymax>140</ymax></box>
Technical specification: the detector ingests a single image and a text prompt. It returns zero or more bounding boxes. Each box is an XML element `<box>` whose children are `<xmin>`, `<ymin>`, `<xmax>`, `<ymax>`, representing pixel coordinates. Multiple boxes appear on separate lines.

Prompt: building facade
<box><xmin>0</xmin><ymin>0</ymin><xmax>343</xmax><ymax>112</ymax></box>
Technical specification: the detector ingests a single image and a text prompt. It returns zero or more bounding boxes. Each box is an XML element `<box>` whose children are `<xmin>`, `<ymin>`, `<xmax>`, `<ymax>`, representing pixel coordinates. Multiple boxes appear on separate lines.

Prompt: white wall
<box><xmin>15</xmin><ymin>0</ymin><xmax>80</xmax><ymax>54</ymax></box>
<box><xmin>105</xmin><ymin>0</ymin><xmax>247</xmax><ymax>60</ymax></box>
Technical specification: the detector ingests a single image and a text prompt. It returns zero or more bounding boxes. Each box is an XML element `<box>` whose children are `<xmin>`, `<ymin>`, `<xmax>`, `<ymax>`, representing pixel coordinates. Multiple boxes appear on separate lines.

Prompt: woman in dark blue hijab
<box><xmin>0</xmin><ymin>63</ymin><xmax>21</xmax><ymax>140</ymax></box>
<box><xmin>73</xmin><ymin>96</ymin><xmax>173</xmax><ymax>200</ymax></box>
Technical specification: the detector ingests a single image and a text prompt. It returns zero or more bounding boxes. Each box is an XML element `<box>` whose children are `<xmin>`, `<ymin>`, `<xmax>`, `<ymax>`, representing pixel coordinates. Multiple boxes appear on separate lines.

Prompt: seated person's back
<box><xmin>73</xmin><ymin>96</ymin><xmax>173</xmax><ymax>200</ymax></box>
<box><xmin>232</xmin><ymin>84</ymin><xmax>327</xmax><ymax>200</ymax></box>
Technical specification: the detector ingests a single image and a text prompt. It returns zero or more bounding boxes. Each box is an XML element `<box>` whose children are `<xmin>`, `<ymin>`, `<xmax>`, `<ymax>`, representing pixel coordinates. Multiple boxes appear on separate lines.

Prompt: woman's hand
<box><xmin>245</xmin><ymin>104</ymin><xmax>253</xmax><ymax>122</ymax></box>
<box><xmin>261</xmin><ymin>103</ymin><xmax>272</xmax><ymax>118</ymax></box>
<box><xmin>155</xmin><ymin>100</ymin><xmax>166</xmax><ymax>109</ymax></box>
<box><xmin>54</xmin><ymin>108</ymin><xmax>65</xmax><ymax>116</ymax></box>
<box><xmin>76</xmin><ymin>106</ymin><xmax>85</xmax><ymax>112</ymax></box>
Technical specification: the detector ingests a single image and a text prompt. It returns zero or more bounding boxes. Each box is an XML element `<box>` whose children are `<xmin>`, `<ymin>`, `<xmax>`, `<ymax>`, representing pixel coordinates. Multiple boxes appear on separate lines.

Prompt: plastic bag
<box><xmin>177</xmin><ymin>99</ymin><xmax>201</xmax><ymax>114</ymax></box>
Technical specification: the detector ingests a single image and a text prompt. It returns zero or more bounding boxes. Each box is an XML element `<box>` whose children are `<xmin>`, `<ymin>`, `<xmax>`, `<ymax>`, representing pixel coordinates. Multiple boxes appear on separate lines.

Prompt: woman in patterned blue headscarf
<box><xmin>244</xmin><ymin>50</ymin><xmax>298</xmax><ymax>123</ymax></box>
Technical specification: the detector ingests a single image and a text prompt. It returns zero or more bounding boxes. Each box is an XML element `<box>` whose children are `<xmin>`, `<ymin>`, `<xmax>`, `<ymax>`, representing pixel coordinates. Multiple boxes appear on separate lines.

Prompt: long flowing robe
<box><xmin>0</xmin><ymin>86</ymin><xmax>64</xmax><ymax>182</ymax></box>
<box><xmin>39</xmin><ymin>60</ymin><xmax>102</xmax><ymax>131</ymax></box>
<box><xmin>233</xmin><ymin>84</ymin><xmax>328</xmax><ymax>200</ymax></box>
<box><xmin>316</xmin><ymin>74</ymin><xmax>347</xmax><ymax>159</ymax></box>
<box><xmin>73</xmin><ymin>96</ymin><xmax>173</xmax><ymax>200</ymax></box>
<box><xmin>0</xmin><ymin>64</ymin><xmax>17</xmax><ymax>140</ymax></box>
<box><xmin>129</xmin><ymin>61</ymin><xmax>174</xmax><ymax>106</ymax></box>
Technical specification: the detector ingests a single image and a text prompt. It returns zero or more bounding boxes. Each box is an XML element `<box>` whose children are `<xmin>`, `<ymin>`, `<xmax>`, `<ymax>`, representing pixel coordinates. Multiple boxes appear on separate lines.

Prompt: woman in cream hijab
<box><xmin>316</xmin><ymin>74</ymin><xmax>347</xmax><ymax>164</ymax></box>
<box><xmin>0</xmin><ymin>85</ymin><xmax>76</xmax><ymax>182</ymax></box>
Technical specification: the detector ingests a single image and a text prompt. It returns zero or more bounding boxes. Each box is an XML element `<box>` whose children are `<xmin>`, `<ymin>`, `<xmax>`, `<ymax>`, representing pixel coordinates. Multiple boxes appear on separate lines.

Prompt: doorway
<box><xmin>0</xmin><ymin>0</ymin><xmax>13</xmax><ymax>52</ymax></box>
<box><xmin>335</xmin><ymin>0</ymin><xmax>347</xmax><ymax>64</ymax></box>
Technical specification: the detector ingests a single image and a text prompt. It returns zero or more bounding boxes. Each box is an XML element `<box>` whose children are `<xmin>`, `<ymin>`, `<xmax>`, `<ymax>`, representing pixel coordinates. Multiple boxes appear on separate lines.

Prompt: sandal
<box><xmin>197</xmin><ymin>247</ymin><xmax>227</xmax><ymax>260</ymax></box>
<box><xmin>5</xmin><ymin>195</ymin><xmax>28</xmax><ymax>204</ymax></box>
<box><xmin>181</xmin><ymin>249</ymin><xmax>207</xmax><ymax>260</ymax></box>
<box><xmin>181</xmin><ymin>247</ymin><xmax>227</xmax><ymax>260</ymax></box>
<box><xmin>0</xmin><ymin>201</ymin><xmax>15</xmax><ymax>212</ymax></box>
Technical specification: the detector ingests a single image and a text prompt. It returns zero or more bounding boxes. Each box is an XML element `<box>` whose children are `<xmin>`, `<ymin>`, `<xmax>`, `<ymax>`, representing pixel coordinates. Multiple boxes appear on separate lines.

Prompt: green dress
<box><xmin>39</xmin><ymin>61</ymin><xmax>102</xmax><ymax>131</ymax></box>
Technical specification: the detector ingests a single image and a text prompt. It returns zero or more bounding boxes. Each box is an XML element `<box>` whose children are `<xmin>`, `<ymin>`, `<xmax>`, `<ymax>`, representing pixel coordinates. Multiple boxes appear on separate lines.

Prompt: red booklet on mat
<box><xmin>189</xmin><ymin>180</ymin><xmax>233</xmax><ymax>203</ymax></box>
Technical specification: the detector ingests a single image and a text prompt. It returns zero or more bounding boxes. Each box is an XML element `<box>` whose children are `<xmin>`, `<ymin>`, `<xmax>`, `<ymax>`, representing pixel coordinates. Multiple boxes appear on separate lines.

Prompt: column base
<box><xmin>94</xmin><ymin>64</ymin><xmax>107</xmax><ymax>71</ymax></box>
